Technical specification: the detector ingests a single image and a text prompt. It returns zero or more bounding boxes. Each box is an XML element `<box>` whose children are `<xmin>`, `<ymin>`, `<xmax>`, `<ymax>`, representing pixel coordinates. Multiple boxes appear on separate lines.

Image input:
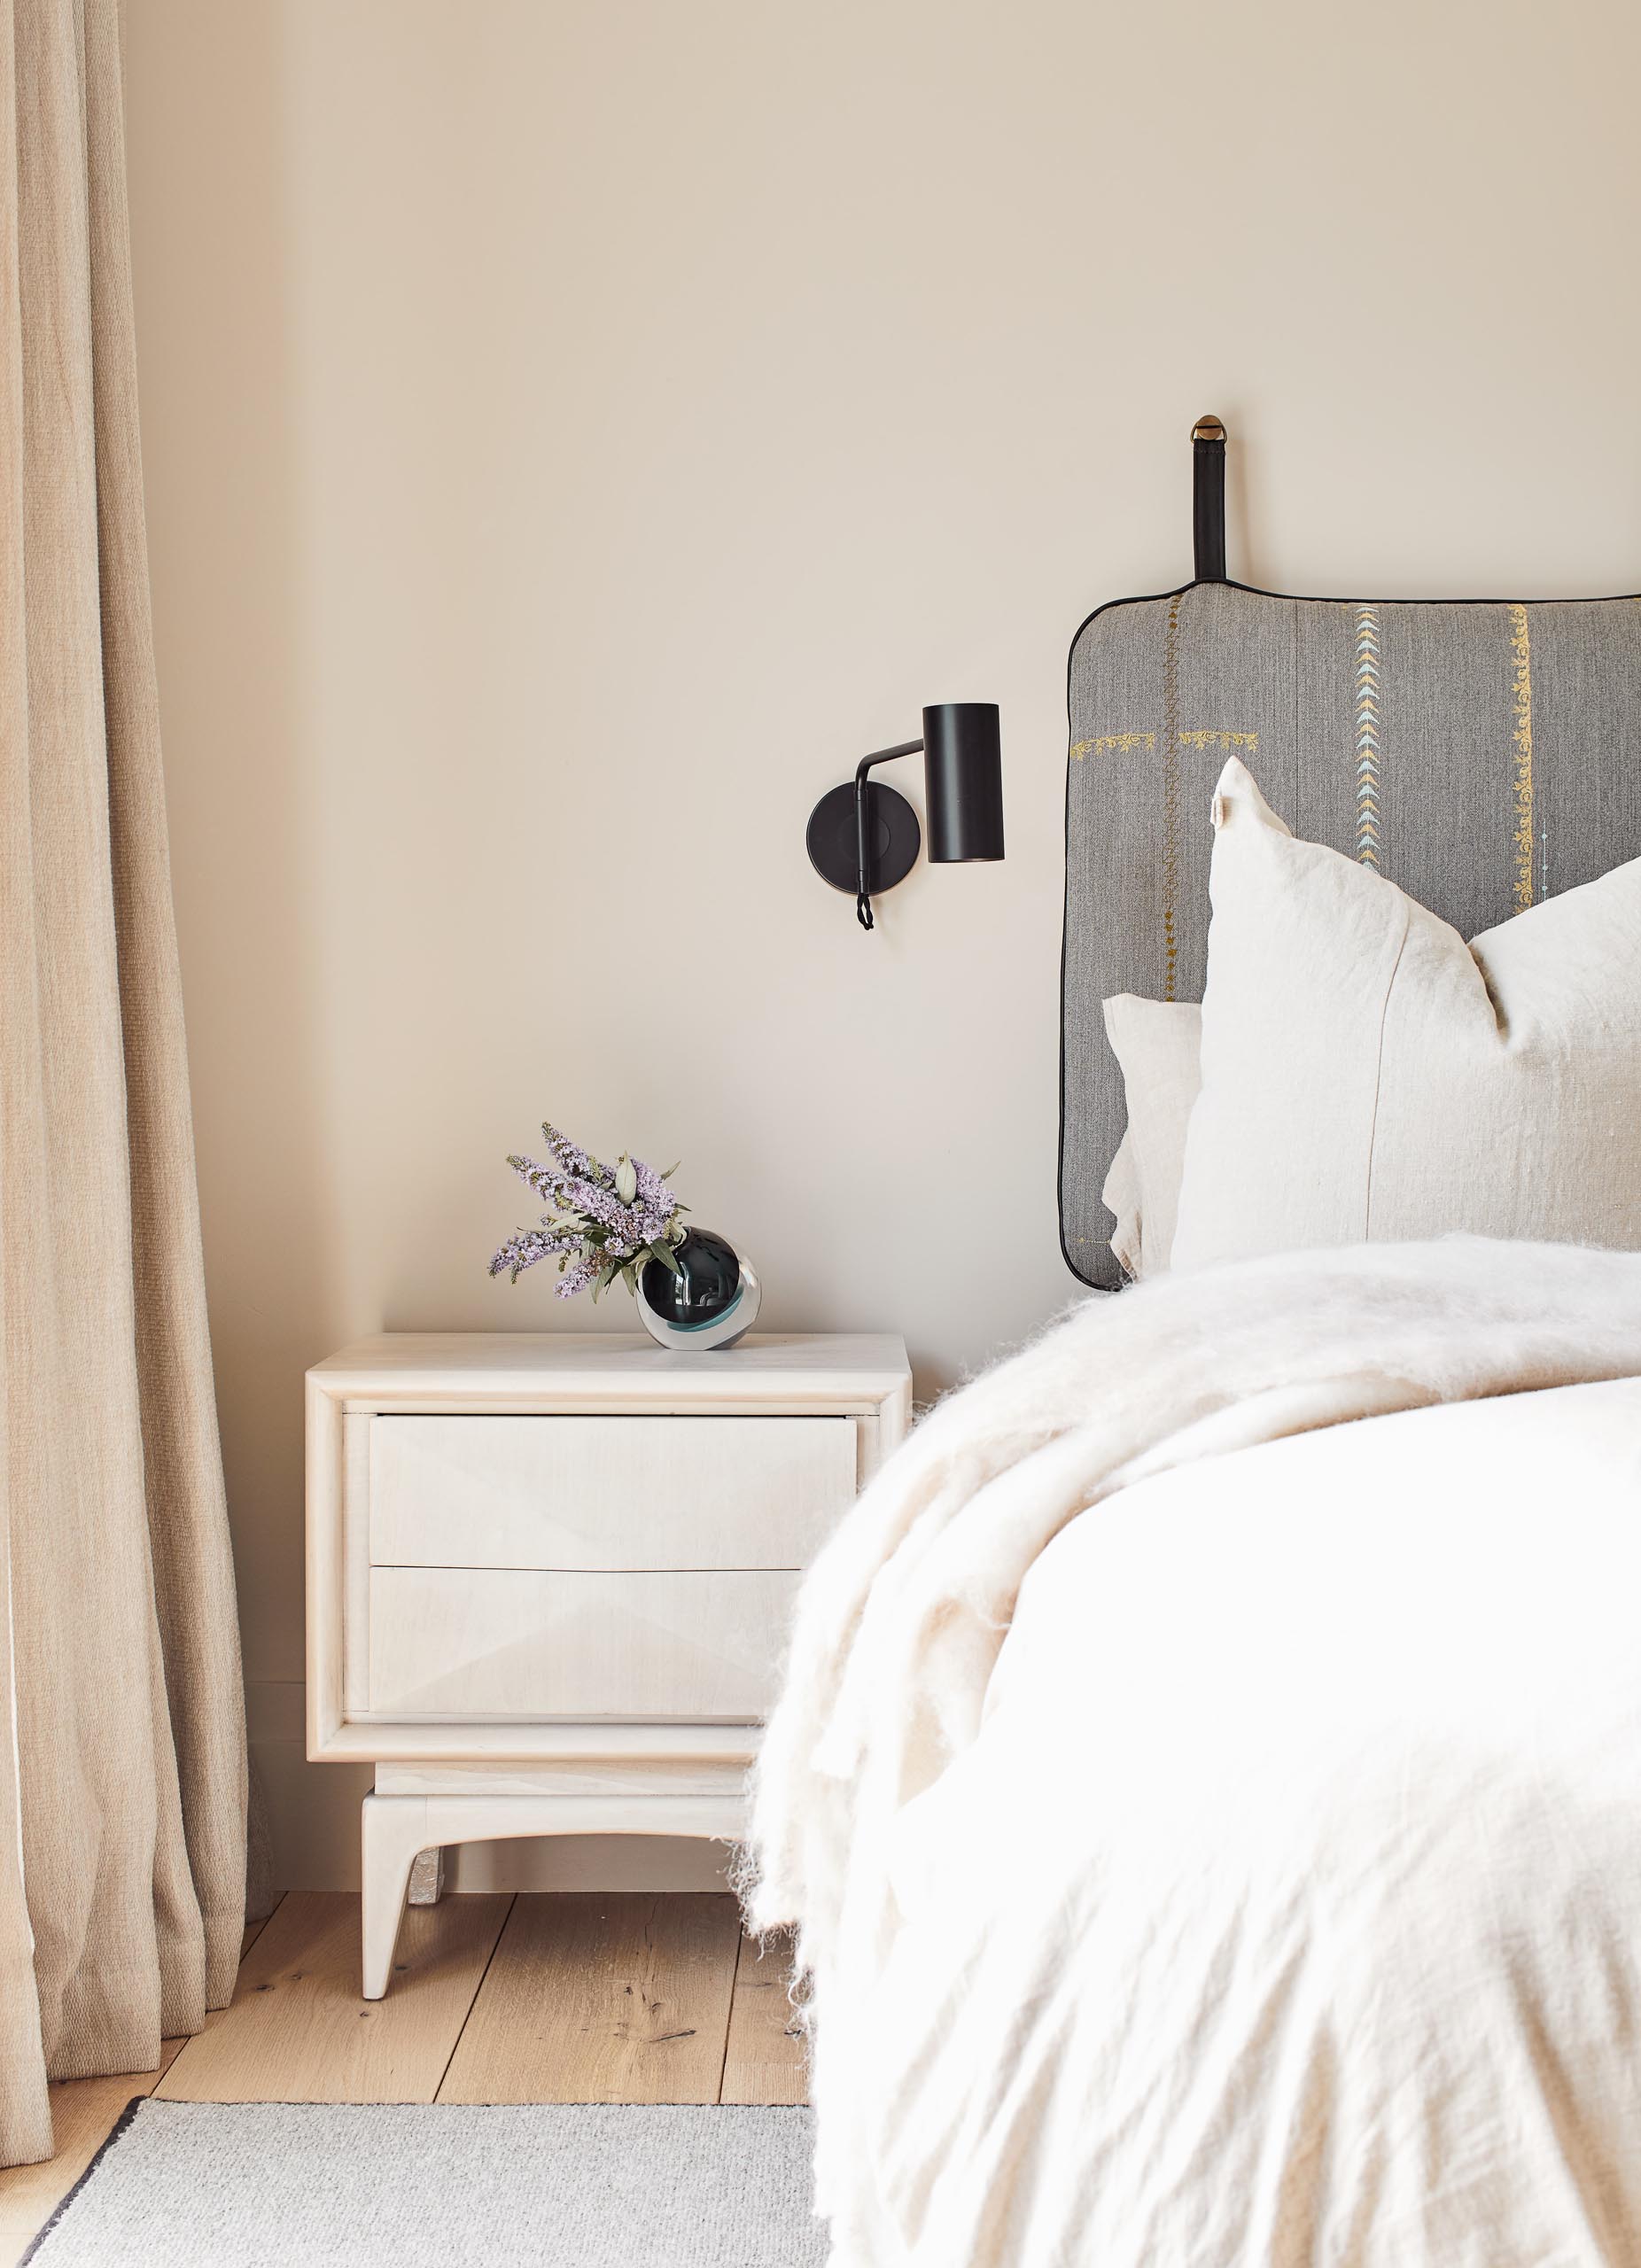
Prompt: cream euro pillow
<box><xmin>1170</xmin><ymin>758</ymin><xmax>1641</xmax><ymax>1270</ymax></box>
<box><xmin>1100</xmin><ymin>997</ymin><xmax>1202</xmax><ymax>1277</ymax></box>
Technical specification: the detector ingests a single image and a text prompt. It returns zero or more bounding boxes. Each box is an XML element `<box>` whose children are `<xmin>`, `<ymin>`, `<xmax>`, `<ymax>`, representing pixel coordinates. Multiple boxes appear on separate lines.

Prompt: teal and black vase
<box><xmin>635</xmin><ymin>1229</ymin><xmax>760</xmax><ymax>1351</ymax></box>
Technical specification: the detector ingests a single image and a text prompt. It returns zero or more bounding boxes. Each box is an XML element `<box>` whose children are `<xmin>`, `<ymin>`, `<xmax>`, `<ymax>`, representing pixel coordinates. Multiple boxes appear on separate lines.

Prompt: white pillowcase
<box><xmin>1169</xmin><ymin>758</ymin><xmax>1641</xmax><ymax>1270</ymax></box>
<box><xmin>1100</xmin><ymin>998</ymin><xmax>1202</xmax><ymax>1277</ymax></box>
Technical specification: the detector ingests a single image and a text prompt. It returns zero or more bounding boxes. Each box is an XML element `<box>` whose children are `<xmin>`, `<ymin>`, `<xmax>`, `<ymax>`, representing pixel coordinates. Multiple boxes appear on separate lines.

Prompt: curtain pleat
<box><xmin>0</xmin><ymin>0</ymin><xmax>247</xmax><ymax>2168</ymax></box>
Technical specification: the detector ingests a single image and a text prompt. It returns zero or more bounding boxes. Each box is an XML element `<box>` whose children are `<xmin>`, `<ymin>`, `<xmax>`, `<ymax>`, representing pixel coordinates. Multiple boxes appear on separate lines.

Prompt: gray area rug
<box><xmin>27</xmin><ymin>2100</ymin><xmax>826</xmax><ymax>2267</ymax></box>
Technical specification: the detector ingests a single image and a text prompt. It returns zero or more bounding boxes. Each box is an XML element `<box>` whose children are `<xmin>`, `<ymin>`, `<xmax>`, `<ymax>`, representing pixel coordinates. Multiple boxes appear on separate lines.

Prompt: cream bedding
<box><xmin>747</xmin><ymin>1240</ymin><xmax>1641</xmax><ymax>2267</ymax></box>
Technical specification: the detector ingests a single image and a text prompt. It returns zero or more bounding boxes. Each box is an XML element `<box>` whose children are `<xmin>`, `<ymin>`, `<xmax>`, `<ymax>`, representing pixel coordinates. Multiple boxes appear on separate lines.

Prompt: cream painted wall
<box><xmin>121</xmin><ymin>0</ymin><xmax>1641</xmax><ymax>1889</ymax></box>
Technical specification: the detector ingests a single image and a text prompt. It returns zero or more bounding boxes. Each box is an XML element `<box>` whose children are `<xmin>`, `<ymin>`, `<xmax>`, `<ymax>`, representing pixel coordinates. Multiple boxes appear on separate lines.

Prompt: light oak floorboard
<box><xmin>439</xmin><ymin>1891</ymin><xmax>741</xmax><ymax>2106</ymax></box>
<box><xmin>720</xmin><ymin>1931</ymin><xmax>808</xmax><ymax>2107</ymax></box>
<box><xmin>156</xmin><ymin>1891</ymin><xmax>511</xmax><ymax>2105</ymax></box>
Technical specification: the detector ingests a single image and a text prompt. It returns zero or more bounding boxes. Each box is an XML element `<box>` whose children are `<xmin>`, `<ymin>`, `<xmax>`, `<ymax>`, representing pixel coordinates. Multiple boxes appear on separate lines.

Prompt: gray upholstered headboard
<box><xmin>1060</xmin><ymin>579</ymin><xmax>1641</xmax><ymax>1288</ymax></box>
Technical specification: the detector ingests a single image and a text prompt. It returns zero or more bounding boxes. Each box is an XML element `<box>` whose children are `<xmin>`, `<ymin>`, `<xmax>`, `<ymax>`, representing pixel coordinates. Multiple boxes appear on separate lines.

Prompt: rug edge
<box><xmin>20</xmin><ymin>2095</ymin><xmax>150</xmax><ymax>2267</ymax></box>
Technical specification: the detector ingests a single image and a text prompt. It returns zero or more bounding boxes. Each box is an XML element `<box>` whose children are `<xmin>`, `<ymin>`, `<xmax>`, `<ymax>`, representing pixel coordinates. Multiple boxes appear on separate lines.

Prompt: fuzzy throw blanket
<box><xmin>745</xmin><ymin>1238</ymin><xmax>1641</xmax><ymax>1988</ymax></box>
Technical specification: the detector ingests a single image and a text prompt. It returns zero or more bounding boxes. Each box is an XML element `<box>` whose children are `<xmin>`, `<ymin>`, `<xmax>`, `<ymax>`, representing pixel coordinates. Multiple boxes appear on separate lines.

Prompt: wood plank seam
<box><xmin>430</xmin><ymin>1894</ymin><xmax>515</xmax><ymax>2103</ymax></box>
<box><xmin>156</xmin><ymin>1891</ymin><xmax>511</xmax><ymax>2104</ymax></box>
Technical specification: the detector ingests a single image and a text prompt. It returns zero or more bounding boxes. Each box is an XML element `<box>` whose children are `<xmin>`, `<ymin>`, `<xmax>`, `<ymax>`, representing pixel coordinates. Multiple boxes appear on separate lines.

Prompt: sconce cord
<box><xmin>853</xmin><ymin>738</ymin><xmax>924</xmax><ymax>934</ymax></box>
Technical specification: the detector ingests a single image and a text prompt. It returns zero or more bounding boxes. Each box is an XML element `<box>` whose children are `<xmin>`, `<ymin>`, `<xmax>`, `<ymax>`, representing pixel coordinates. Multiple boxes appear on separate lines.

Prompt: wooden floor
<box><xmin>0</xmin><ymin>1891</ymin><xmax>804</xmax><ymax>2265</ymax></box>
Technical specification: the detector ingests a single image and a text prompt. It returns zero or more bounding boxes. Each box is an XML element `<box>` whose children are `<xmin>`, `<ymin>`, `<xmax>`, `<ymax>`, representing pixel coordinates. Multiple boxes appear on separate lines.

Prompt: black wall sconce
<box><xmin>805</xmin><ymin>703</ymin><xmax>1005</xmax><ymax>931</ymax></box>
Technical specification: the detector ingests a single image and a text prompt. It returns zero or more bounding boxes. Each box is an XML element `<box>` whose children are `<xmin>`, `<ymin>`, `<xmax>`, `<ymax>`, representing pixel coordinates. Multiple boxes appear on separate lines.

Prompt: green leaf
<box><xmin>648</xmin><ymin>1239</ymin><xmax>682</xmax><ymax>1278</ymax></box>
<box><xmin>621</xmin><ymin>1262</ymin><xmax>639</xmax><ymax>1299</ymax></box>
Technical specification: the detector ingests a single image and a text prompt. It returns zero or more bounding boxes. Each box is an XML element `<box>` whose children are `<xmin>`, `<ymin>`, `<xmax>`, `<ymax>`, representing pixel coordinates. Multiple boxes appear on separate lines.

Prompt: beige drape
<box><xmin>0</xmin><ymin>0</ymin><xmax>247</xmax><ymax>2169</ymax></box>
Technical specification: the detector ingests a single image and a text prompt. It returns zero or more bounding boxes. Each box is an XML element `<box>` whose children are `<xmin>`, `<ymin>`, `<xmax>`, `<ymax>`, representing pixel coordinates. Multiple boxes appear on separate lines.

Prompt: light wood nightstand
<box><xmin>306</xmin><ymin>1332</ymin><xmax>911</xmax><ymax>1994</ymax></box>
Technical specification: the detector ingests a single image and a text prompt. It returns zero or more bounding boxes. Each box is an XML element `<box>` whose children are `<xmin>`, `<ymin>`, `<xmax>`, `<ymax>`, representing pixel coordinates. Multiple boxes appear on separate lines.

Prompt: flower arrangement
<box><xmin>488</xmin><ymin>1122</ymin><xmax>687</xmax><ymax>1302</ymax></box>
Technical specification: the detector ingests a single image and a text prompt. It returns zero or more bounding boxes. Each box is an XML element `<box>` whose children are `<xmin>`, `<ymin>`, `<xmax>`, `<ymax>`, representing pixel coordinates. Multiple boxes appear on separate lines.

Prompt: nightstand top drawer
<box><xmin>369</xmin><ymin>1413</ymin><xmax>855</xmax><ymax>1573</ymax></box>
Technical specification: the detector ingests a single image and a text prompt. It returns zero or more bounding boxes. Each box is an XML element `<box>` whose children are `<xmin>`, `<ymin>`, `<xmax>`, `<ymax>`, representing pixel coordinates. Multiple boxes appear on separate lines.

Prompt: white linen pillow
<box><xmin>1100</xmin><ymin>1129</ymin><xmax>1145</xmax><ymax>1281</ymax></box>
<box><xmin>1170</xmin><ymin>757</ymin><xmax>1641</xmax><ymax>1270</ymax></box>
<box><xmin>1100</xmin><ymin>997</ymin><xmax>1202</xmax><ymax>1277</ymax></box>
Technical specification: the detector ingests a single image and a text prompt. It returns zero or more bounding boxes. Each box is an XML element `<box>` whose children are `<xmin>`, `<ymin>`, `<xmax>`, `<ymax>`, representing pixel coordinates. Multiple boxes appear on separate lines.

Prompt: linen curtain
<box><xmin>0</xmin><ymin>0</ymin><xmax>247</xmax><ymax>2168</ymax></box>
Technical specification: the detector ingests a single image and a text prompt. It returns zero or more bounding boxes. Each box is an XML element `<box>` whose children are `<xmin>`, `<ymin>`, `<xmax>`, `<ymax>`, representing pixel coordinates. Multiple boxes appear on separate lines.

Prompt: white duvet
<box><xmin>748</xmin><ymin>1241</ymin><xmax>1641</xmax><ymax>2267</ymax></box>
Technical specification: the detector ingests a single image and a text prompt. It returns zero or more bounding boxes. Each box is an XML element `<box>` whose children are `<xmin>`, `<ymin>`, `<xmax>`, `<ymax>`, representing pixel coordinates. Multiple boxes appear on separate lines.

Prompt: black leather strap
<box><xmin>1192</xmin><ymin>416</ymin><xmax>1226</xmax><ymax>581</ymax></box>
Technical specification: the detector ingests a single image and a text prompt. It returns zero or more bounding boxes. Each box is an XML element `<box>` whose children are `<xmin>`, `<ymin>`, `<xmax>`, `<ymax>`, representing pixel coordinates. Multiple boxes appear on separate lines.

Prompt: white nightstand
<box><xmin>306</xmin><ymin>1332</ymin><xmax>911</xmax><ymax>1994</ymax></box>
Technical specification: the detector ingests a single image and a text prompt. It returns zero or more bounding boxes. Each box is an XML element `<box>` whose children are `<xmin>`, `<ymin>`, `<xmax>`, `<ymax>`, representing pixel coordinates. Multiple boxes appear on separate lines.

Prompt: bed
<box><xmin>837</xmin><ymin>1371</ymin><xmax>1641</xmax><ymax>2264</ymax></box>
<box><xmin>750</xmin><ymin>521</ymin><xmax>1641</xmax><ymax>2265</ymax></box>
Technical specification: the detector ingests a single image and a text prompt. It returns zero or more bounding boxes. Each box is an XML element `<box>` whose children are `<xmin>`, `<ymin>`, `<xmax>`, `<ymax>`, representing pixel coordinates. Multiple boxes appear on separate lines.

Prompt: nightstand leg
<box><xmin>408</xmin><ymin>1847</ymin><xmax>446</xmax><ymax>1906</ymax></box>
<box><xmin>361</xmin><ymin>1794</ymin><xmax>430</xmax><ymax>2000</ymax></box>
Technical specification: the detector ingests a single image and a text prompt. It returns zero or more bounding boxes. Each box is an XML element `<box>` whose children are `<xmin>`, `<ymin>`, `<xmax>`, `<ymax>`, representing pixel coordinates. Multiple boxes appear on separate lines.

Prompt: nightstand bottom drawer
<box><xmin>367</xmin><ymin>1565</ymin><xmax>798</xmax><ymax>1719</ymax></box>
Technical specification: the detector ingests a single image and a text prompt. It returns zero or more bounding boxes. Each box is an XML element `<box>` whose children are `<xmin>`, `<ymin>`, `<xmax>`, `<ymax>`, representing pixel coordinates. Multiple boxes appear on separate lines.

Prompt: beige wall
<box><xmin>122</xmin><ymin>0</ymin><xmax>1641</xmax><ymax>1887</ymax></box>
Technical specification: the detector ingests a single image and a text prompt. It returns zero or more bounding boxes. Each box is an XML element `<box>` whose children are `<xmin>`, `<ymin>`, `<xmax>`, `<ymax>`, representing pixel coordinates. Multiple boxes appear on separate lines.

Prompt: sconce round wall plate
<box><xmin>805</xmin><ymin>781</ymin><xmax>921</xmax><ymax>896</ymax></box>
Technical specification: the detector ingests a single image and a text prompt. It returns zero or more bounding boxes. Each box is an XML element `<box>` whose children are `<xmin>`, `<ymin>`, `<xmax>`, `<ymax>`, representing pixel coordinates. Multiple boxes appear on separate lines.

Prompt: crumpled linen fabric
<box><xmin>746</xmin><ymin>1239</ymin><xmax>1641</xmax><ymax>2264</ymax></box>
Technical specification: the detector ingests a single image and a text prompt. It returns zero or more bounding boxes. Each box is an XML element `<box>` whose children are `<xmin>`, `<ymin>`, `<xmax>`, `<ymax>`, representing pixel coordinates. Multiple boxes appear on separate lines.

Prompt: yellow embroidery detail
<box><xmin>1069</xmin><ymin>732</ymin><xmax>1155</xmax><ymax>761</ymax></box>
<box><xmin>1353</xmin><ymin>606</ymin><xmax>1382</xmax><ymax>866</ymax></box>
<box><xmin>1508</xmin><ymin>603</ymin><xmax>1534</xmax><ymax>909</ymax></box>
<box><xmin>1177</xmin><ymin>729</ymin><xmax>1259</xmax><ymax>751</ymax></box>
<box><xmin>1162</xmin><ymin>595</ymin><xmax>1182</xmax><ymax>999</ymax></box>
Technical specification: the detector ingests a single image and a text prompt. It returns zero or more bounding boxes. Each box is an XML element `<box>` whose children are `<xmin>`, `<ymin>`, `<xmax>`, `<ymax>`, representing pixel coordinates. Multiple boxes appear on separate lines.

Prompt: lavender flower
<box><xmin>556</xmin><ymin>1254</ymin><xmax>601</xmax><ymax>1300</ymax></box>
<box><xmin>542</xmin><ymin>1123</ymin><xmax>598</xmax><ymax>1182</ymax></box>
<box><xmin>487</xmin><ymin>1224</ymin><xmax>581</xmax><ymax>1284</ymax></box>
<box><xmin>487</xmin><ymin>1122</ymin><xmax>687</xmax><ymax>1303</ymax></box>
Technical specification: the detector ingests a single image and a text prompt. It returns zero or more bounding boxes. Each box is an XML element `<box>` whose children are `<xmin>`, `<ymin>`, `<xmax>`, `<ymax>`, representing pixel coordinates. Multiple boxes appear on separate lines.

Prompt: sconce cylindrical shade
<box><xmin>922</xmin><ymin>703</ymin><xmax>1004</xmax><ymax>864</ymax></box>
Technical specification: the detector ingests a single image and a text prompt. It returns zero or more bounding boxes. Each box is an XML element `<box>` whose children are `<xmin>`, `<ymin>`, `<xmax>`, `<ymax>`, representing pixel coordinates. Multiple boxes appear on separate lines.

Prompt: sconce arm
<box><xmin>854</xmin><ymin>739</ymin><xmax>925</xmax><ymax>931</ymax></box>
